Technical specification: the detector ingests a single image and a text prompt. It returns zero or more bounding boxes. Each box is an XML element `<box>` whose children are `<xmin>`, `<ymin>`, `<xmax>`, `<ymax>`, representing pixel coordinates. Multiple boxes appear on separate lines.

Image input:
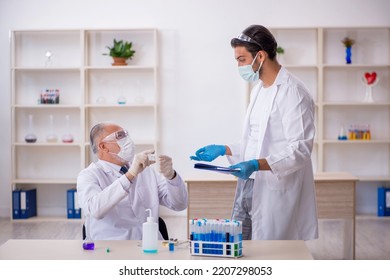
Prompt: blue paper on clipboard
<box><xmin>194</xmin><ymin>163</ymin><xmax>239</xmax><ymax>174</ymax></box>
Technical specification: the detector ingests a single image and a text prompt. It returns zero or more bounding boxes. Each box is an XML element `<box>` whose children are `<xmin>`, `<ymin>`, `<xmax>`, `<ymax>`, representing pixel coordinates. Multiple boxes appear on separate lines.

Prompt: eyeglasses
<box><xmin>102</xmin><ymin>129</ymin><xmax>129</xmax><ymax>142</ymax></box>
<box><xmin>237</xmin><ymin>33</ymin><xmax>264</xmax><ymax>49</ymax></box>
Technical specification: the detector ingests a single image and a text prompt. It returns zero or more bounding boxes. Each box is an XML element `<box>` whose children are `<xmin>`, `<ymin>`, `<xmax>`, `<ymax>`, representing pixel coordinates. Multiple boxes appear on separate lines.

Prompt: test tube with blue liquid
<box><xmin>189</xmin><ymin>218</ymin><xmax>242</xmax><ymax>257</ymax></box>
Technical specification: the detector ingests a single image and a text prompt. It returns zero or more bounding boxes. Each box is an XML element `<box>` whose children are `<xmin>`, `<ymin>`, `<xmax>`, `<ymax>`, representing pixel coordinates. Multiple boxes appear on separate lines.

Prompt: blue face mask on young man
<box><xmin>238</xmin><ymin>52</ymin><xmax>263</xmax><ymax>82</ymax></box>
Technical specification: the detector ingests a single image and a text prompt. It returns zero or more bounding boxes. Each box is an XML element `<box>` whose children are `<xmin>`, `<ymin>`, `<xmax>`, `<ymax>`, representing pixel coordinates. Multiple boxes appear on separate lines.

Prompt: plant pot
<box><xmin>112</xmin><ymin>57</ymin><xmax>128</xmax><ymax>66</ymax></box>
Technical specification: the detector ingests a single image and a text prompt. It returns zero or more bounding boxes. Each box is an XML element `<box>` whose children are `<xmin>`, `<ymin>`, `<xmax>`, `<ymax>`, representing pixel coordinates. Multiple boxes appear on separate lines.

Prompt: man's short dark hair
<box><xmin>231</xmin><ymin>25</ymin><xmax>278</xmax><ymax>60</ymax></box>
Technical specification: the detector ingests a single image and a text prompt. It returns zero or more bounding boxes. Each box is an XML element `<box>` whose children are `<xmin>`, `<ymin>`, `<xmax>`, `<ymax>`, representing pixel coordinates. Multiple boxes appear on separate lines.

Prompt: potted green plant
<box><xmin>276</xmin><ymin>46</ymin><xmax>285</xmax><ymax>63</ymax></box>
<box><xmin>276</xmin><ymin>46</ymin><xmax>285</xmax><ymax>55</ymax></box>
<box><xmin>103</xmin><ymin>39</ymin><xmax>136</xmax><ymax>66</ymax></box>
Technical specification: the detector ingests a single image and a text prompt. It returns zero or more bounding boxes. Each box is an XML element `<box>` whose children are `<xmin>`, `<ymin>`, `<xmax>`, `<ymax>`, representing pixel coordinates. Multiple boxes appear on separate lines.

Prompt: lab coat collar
<box><xmin>96</xmin><ymin>159</ymin><xmax>122</xmax><ymax>174</ymax></box>
<box><xmin>273</xmin><ymin>66</ymin><xmax>289</xmax><ymax>86</ymax></box>
<box><xmin>256</xmin><ymin>66</ymin><xmax>288</xmax><ymax>88</ymax></box>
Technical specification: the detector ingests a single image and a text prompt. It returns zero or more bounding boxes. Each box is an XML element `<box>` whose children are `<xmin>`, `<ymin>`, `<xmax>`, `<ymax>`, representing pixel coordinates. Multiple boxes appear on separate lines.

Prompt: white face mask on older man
<box><xmin>102</xmin><ymin>130</ymin><xmax>135</xmax><ymax>163</ymax></box>
<box><xmin>115</xmin><ymin>136</ymin><xmax>135</xmax><ymax>163</ymax></box>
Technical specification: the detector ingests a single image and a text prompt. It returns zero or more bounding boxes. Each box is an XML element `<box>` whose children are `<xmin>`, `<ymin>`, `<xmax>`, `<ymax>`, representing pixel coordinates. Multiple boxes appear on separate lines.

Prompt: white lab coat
<box><xmin>77</xmin><ymin>160</ymin><xmax>188</xmax><ymax>240</ymax></box>
<box><xmin>228</xmin><ymin>67</ymin><xmax>318</xmax><ymax>240</ymax></box>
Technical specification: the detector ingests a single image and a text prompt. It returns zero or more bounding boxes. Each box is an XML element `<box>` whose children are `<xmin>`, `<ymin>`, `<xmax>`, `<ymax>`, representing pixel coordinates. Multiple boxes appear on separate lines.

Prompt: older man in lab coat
<box><xmin>191</xmin><ymin>25</ymin><xmax>318</xmax><ymax>240</ymax></box>
<box><xmin>78</xmin><ymin>122</ymin><xmax>188</xmax><ymax>240</ymax></box>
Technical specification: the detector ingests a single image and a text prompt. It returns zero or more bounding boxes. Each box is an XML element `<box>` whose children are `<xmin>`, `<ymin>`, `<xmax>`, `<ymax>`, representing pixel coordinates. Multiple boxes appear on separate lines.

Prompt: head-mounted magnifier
<box><xmin>237</xmin><ymin>33</ymin><xmax>264</xmax><ymax>49</ymax></box>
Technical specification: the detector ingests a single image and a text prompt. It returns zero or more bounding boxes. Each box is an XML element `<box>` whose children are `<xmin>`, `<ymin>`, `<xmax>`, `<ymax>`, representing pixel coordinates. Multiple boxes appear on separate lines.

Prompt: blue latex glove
<box><xmin>230</xmin><ymin>159</ymin><xmax>259</xmax><ymax>180</ymax></box>
<box><xmin>190</xmin><ymin>145</ymin><xmax>226</xmax><ymax>162</ymax></box>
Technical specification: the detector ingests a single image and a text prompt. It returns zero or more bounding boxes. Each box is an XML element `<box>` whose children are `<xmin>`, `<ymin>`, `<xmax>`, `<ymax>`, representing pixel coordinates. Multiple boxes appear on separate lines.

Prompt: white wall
<box><xmin>1</xmin><ymin>0</ymin><xmax>390</xmax><ymax>217</ymax></box>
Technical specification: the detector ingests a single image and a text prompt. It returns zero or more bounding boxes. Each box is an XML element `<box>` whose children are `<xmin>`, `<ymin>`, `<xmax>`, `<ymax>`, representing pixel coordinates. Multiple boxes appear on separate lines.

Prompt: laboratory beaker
<box><xmin>46</xmin><ymin>114</ymin><xmax>58</xmax><ymax>143</ymax></box>
<box><xmin>62</xmin><ymin>115</ymin><xmax>74</xmax><ymax>143</ymax></box>
<box><xmin>25</xmin><ymin>114</ymin><xmax>37</xmax><ymax>143</ymax></box>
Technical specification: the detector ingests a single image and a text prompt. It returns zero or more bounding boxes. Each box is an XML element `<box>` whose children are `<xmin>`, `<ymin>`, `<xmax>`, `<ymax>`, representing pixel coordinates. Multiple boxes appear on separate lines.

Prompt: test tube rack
<box><xmin>189</xmin><ymin>218</ymin><xmax>243</xmax><ymax>258</ymax></box>
<box><xmin>190</xmin><ymin>240</ymin><xmax>243</xmax><ymax>258</ymax></box>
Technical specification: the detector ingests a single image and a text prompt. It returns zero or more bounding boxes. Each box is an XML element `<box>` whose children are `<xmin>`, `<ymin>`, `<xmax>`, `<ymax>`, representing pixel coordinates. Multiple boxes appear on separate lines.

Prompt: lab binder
<box><xmin>73</xmin><ymin>189</ymin><xmax>81</xmax><ymax>219</ymax></box>
<box><xmin>67</xmin><ymin>189</ymin><xmax>74</xmax><ymax>218</ymax></box>
<box><xmin>18</xmin><ymin>189</ymin><xmax>37</xmax><ymax>219</ymax></box>
<box><xmin>67</xmin><ymin>188</ymin><xmax>81</xmax><ymax>219</ymax></box>
<box><xmin>378</xmin><ymin>186</ymin><xmax>390</xmax><ymax>216</ymax></box>
<box><xmin>12</xmin><ymin>190</ymin><xmax>21</xmax><ymax>219</ymax></box>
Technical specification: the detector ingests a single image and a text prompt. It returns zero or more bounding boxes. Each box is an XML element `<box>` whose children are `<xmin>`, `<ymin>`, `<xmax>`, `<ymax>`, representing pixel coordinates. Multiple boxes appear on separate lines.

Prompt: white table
<box><xmin>0</xmin><ymin>239</ymin><xmax>313</xmax><ymax>260</ymax></box>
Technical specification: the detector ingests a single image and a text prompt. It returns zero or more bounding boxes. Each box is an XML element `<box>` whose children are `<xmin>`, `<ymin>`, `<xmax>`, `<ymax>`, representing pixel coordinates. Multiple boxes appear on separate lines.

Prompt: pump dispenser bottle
<box><xmin>142</xmin><ymin>209</ymin><xmax>158</xmax><ymax>253</ymax></box>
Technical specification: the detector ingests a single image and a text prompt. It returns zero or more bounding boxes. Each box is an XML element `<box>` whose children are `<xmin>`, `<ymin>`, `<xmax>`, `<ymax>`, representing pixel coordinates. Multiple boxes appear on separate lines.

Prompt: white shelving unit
<box><xmin>10</xmin><ymin>29</ymin><xmax>158</xmax><ymax>221</ymax></box>
<box><xmin>320</xmin><ymin>27</ymin><xmax>390</xmax><ymax>184</ymax></box>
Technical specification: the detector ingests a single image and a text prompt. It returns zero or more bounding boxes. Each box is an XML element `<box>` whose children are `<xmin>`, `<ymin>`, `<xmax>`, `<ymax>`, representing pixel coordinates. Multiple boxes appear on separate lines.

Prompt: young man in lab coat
<box><xmin>77</xmin><ymin>122</ymin><xmax>188</xmax><ymax>240</ymax></box>
<box><xmin>191</xmin><ymin>25</ymin><xmax>318</xmax><ymax>240</ymax></box>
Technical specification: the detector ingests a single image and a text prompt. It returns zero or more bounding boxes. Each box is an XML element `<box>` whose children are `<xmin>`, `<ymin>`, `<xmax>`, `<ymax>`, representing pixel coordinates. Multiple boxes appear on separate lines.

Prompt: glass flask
<box><xmin>116</xmin><ymin>79</ymin><xmax>127</xmax><ymax>104</ymax></box>
<box><xmin>25</xmin><ymin>114</ymin><xmax>37</xmax><ymax>143</ymax></box>
<box><xmin>117</xmin><ymin>95</ymin><xmax>127</xmax><ymax>104</ymax></box>
<box><xmin>62</xmin><ymin>115</ymin><xmax>74</xmax><ymax>143</ymax></box>
<box><xmin>45</xmin><ymin>51</ymin><xmax>53</xmax><ymax>67</ymax></box>
<box><xmin>46</xmin><ymin>114</ymin><xmax>58</xmax><ymax>143</ymax></box>
<box><xmin>82</xmin><ymin>216</ymin><xmax>95</xmax><ymax>250</ymax></box>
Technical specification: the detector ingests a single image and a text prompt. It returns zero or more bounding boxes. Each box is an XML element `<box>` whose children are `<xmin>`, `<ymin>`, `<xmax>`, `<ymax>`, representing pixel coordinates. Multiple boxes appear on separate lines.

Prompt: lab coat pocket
<box><xmin>263</xmin><ymin>172</ymin><xmax>289</xmax><ymax>192</ymax></box>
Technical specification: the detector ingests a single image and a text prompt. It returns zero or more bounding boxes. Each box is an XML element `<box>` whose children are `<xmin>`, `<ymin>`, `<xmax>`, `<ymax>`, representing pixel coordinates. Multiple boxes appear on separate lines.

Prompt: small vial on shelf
<box><xmin>366</xmin><ymin>124</ymin><xmax>371</xmax><ymax>140</ymax></box>
<box><xmin>62</xmin><ymin>115</ymin><xmax>74</xmax><ymax>143</ymax></box>
<box><xmin>117</xmin><ymin>95</ymin><xmax>127</xmax><ymax>105</ymax></box>
<box><xmin>363</xmin><ymin>124</ymin><xmax>371</xmax><ymax>140</ymax></box>
<box><xmin>45</xmin><ymin>51</ymin><xmax>53</xmax><ymax>67</ymax></box>
<box><xmin>338</xmin><ymin>126</ymin><xmax>347</xmax><ymax>140</ymax></box>
<box><xmin>46</xmin><ymin>114</ymin><xmax>58</xmax><ymax>143</ymax></box>
<box><xmin>348</xmin><ymin>124</ymin><xmax>356</xmax><ymax>140</ymax></box>
<box><xmin>25</xmin><ymin>114</ymin><xmax>37</xmax><ymax>143</ymax></box>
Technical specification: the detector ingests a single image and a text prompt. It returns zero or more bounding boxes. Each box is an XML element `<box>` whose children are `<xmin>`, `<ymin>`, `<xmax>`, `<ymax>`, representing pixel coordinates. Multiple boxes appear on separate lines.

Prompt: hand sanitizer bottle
<box><xmin>142</xmin><ymin>209</ymin><xmax>158</xmax><ymax>253</ymax></box>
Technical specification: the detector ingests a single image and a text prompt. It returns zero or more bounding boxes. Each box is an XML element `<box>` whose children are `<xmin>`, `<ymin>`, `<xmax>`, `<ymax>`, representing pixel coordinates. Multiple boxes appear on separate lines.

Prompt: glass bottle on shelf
<box><xmin>45</xmin><ymin>51</ymin><xmax>53</xmax><ymax>67</ymax></box>
<box><xmin>117</xmin><ymin>95</ymin><xmax>127</xmax><ymax>105</ymax></box>
<box><xmin>46</xmin><ymin>114</ymin><xmax>58</xmax><ymax>143</ymax></box>
<box><xmin>62</xmin><ymin>115</ymin><xmax>74</xmax><ymax>143</ymax></box>
<box><xmin>25</xmin><ymin>114</ymin><xmax>37</xmax><ymax>143</ymax></box>
<box><xmin>117</xmin><ymin>79</ymin><xmax>127</xmax><ymax>105</ymax></box>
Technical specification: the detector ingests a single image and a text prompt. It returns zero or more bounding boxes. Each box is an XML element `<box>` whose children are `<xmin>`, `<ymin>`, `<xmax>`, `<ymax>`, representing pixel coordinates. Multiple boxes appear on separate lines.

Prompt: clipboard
<box><xmin>194</xmin><ymin>163</ymin><xmax>239</xmax><ymax>174</ymax></box>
